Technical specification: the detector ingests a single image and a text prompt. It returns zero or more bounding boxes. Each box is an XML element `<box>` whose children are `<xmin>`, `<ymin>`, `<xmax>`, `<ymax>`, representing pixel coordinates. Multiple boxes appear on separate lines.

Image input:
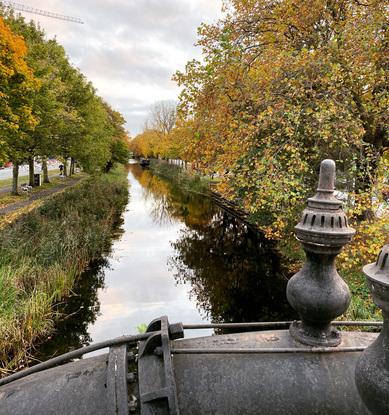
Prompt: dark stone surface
<box><xmin>356</xmin><ymin>244</ymin><xmax>389</xmax><ymax>415</ymax></box>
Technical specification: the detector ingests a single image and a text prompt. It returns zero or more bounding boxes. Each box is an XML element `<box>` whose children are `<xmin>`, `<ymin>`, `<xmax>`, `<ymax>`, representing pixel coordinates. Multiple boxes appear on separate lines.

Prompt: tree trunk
<box><xmin>12</xmin><ymin>163</ymin><xmax>19</xmax><ymax>195</ymax></box>
<box><xmin>70</xmin><ymin>158</ymin><xmax>75</xmax><ymax>175</ymax></box>
<box><xmin>42</xmin><ymin>157</ymin><xmax>50</xmax><ymax>183</ymax></box>
<box><xmin>63</xmin><ymin>158</ymin><xmax>68</xmax><ymax>177</ymax></box>
<box><xmin>28</xmin><ymin>156</ymin><xmax>34</xmax><ymax>187</ymax></box>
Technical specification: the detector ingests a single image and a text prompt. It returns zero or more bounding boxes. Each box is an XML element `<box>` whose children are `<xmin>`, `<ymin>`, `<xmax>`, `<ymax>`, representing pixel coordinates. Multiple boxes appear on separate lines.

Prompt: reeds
<box><xmin>150</xmin><ymin>160</ymin><xmax>210</xmax><ymax>195</ymax></box>
<box><xmin>0</xmin><ymin>166</ymin><xmax>128</xmax><ymax>373</ymax></box>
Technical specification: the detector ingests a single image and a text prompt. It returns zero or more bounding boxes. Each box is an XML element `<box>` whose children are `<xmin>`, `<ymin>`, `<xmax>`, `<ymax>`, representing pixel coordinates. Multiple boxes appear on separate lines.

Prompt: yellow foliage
<box><xmin>0</xmin><ymin>16</ymin><xmax>39</xmax><ymax>161</ymax></box>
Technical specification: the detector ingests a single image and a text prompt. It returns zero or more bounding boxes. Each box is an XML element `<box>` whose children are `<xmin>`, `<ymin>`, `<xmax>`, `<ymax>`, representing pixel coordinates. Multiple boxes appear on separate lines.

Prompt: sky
<box><xmin>9</xmin><ymin>0</ymin><xmax>223</xmax><ymax>135</ymax></box>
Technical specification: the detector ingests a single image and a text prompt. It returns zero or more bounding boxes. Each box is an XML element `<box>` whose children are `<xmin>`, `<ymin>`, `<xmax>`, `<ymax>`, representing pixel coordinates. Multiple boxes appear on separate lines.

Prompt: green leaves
<box><xmin>0</xmin><ymin>8</ymin><xmax>129</xmax><ymax>176</ymax></box>
<box><xmin>172</xmin><ymin>0</ymin><xmax>388</xmax><ymax>238</ymax></box>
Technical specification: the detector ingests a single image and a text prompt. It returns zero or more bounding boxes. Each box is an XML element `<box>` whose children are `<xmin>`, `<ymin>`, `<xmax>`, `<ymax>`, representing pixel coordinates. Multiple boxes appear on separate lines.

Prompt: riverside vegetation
<box><xmin>149</xmin><ymin>159</ymin><xmax>210</xmax><ymax>195</ymax></box>
<box><xmin>0</xmin><ymin>166</ymin><xmax>128</xmax><ymax>373</ymax></box>
<box><xmin>130</xmin><ymin>0</ymin><xmax>388</xmax><ymax>321</ymax></box>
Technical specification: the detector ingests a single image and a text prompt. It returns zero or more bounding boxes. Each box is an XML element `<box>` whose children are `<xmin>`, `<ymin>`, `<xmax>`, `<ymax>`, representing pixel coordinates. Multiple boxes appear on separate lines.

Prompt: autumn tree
<box><xmin>130</xmin><ymin>100</ymin><xmax>184</xmax><ymax>160</ymax></box>
<box><xmin>174</xmin><ymin>0</ymin><xmax>388</xmax><ymax>235</ymax></box>
<box><xmin>0</xmin><ymin>15</ymin><xmax>39</xmax><ymax>194</ymax></box>
<box><xmin>130</xmin><ymin>129</ymin><xmax>162</xmax><ymax>158</ymax></box>
<box><xmin>3</xmin><ymin>13</ymin><xmax>70</xmax><ymax>185</ymax></box>
<box><xmin>1</xmin><ymin>5</ymin><xmax>131</xmax><ymax>187</ymax></box>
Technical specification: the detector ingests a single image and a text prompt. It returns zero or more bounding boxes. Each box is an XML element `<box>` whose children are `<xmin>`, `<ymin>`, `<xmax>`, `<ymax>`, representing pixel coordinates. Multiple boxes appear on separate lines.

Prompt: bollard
<box><xmin>287</xmin><ymin>159</ymin><xmax>355</xmax><ymax>346</ymax></box>
<box><xmin>355</xmin><ymin>244</ymin><xmax>389</xmax><ymax>415</ymax></box>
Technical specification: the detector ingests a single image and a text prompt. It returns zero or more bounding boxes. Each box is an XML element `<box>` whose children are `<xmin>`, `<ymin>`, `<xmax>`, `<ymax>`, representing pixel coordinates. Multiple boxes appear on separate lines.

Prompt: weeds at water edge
<box><xmin>0</xmin><ymin>166</ymin><xmax>128</xmax><ymax>374</ymax></box>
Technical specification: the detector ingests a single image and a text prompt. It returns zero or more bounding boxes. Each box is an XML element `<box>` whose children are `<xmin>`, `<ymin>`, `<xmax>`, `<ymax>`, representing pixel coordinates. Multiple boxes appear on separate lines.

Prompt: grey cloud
<box><xmin>17</xmin><ymin>0</ymin><xmax>222</xmax><ymax>134</ymax></box>
<box><xmin>80</xmin><ymin>45</ymin><xmax>173</xmax><ymax>86</ymax></box>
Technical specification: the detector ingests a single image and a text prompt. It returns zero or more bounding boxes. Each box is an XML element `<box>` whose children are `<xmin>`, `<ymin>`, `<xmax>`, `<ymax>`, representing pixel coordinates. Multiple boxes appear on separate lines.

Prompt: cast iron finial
<box><xmin>286</xmin><ymin>159</ymin><xmax>355</xmax><ymax>346</ymax></box>
<box><xmin>317</xmin><ymin>159</ymin><xmax>335</xmax><ymax>192</ymax></box>
<box><xmin>355</xmin><ymin>244</ymin><xmax>389</xmax><ymax>415</ymax></box>
<box><xmin>294</xmin><ymin>159</ymin><xmax>355</xmax><ymax>250</ymax></box>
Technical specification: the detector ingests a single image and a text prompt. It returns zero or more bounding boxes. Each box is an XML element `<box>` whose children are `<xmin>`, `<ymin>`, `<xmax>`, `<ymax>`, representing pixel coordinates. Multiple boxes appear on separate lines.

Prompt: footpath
<box><xmin>0</xmin><ymin>177</ymin><xmax>83</xmax><ymax>216</ymax></box>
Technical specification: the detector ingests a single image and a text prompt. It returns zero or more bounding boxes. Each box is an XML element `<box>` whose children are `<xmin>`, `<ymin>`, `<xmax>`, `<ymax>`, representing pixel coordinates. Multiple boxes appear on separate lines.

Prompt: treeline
<box><xmin>129</xmin><ymin>100</ymin><xmax>184</xmax><ymax>160</ymax></box>
<box><xmin>0</xmin><ymin>7</ymin><xmax>130</xmax><ymax>194</ymax></box>
<box><xmin>131</xmin><ymin>0</ymin><xmax>388</xmax><ymax>242</ymax></box>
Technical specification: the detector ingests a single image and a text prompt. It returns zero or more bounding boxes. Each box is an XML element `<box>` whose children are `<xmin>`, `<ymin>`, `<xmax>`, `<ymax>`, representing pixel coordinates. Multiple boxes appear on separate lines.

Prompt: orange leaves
<box><xmin>0</xmin><ymin>15</ymin><xmax>38</xmax><ymax>153</ymax></box>
<box><xmin>0</xmin><ymin>16</ymin><xmax>29</xmax><ymax>81</ymax></box>
<box><xmin>173</xmin><ymin>0</ymin><xmax>388</xmax><ymax>242</ymax></box>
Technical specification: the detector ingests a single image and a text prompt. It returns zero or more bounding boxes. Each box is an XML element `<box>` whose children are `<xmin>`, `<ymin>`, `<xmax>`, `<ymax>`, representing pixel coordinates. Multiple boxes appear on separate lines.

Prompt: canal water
<box><xmin>36</xmin><ymin>162</ymin><xmax>295</xmax><ymax>359</ymax></box>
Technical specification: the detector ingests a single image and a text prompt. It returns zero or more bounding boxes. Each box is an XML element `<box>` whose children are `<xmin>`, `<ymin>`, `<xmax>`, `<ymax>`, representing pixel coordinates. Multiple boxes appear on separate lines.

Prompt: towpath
<box><xmin>0</xmin><ymin>176</ymin><xmax>83</xmax><ymax>216</ymax></box>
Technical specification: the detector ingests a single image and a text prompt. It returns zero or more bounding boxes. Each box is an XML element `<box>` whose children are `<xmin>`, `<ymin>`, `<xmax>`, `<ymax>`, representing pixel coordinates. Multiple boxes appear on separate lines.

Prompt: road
<box><xmin>0</xmin><ymin>162</ymin><xmax>60</xmax><ymax>180</ymax></box>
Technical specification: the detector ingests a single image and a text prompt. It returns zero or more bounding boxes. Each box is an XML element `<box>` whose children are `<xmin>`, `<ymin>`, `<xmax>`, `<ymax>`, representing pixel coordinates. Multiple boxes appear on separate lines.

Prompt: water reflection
<box><xmin>130</xmin><ymin>164</ymin><xmax>295</xmax><ymax>325</ymax></box>
<box><xmin>36</xmin><ymin>163</ymin><xmax>295</xmax><ymax>361</ymax></box>
<box><xmin>34</xmin><ymin>260</ymin><xmax>106</xmax><ymax>360</ymax></box>
<box><xmin>169</xmin><ymin>211</ymin><xmax>295</xmax><ymax>325</ymax></box>
<box><xmin>131</xmin><ymin>166</ymin><xmax>215</xmax><ymax>228</ymax></box>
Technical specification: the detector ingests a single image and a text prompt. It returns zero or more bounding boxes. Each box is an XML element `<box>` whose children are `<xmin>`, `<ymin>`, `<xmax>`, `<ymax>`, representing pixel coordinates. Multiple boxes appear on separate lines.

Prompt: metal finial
<box><xmin>317</xmin><ymin>159</ymin><xmax>335</xmax><ymax>192</ymax></box>
<box><xmin>356</xmin><ymin>244</ymin><xmax>389</xmax><ymax>415</ymax></box>
<box><xmin>295</xmin><ymin>159</ymin><xmax>355</xmax><ymax>252</ymax></box>
<box><xmin>363</xmin><ymin>244</ymin><xmax>389</xmax><ymax>286</ymax></box>
<box><xmin>287</xmin><ymin>159</ymin><xmax>354</xmax><ymax>347</ymax></box>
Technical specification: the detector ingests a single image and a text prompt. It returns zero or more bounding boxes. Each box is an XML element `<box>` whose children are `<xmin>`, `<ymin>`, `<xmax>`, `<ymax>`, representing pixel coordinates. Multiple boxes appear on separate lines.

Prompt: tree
<box><xmin>4</xmin><ymin>14</ymin><xmax>70</xmax><ymax>185</ymax></box>
<box><xmin>103</xmin><ymin>103</ymin><xmax>130</xmax><ymax>172</ymax></box>
<box><xmin>174</xmin><ymin>0</ymin><xmax>388</xmax><ymax>235</ymax></box>
<box><xmin>129</xmin><ymin>129</ymin><xmax>162</xmax><ymax>158</ymax></box>
<box><xmin>1</xmin><ymin>7</ymin><xmax>129</xmax><ymax>191</ymax></box>
<box><xmin>147</xmin><ymin>100</ymin><xmax>177</xmax><ymax>134</ymax></box>
<box><xmin>0</xmin><ymin>15</ymin><xmax>39</xmax><ymax>194</ymax></box>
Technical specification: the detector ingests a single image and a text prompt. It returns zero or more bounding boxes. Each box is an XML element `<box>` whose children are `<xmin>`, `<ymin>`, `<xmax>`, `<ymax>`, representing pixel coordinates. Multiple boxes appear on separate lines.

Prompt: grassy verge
<box><xmin>0</xmin><ymin>166</ymin><xmax>128</xmax><ymax>373</ymax></box>
<box><xmin>0</xmin><ymin>175</ymin><xmax>79</xmax><ymax>210</ymax></box>
<box><xmin>149</xmin><ymin>159</ymin><xmax>210</xmax><ymax>195</ymax></box>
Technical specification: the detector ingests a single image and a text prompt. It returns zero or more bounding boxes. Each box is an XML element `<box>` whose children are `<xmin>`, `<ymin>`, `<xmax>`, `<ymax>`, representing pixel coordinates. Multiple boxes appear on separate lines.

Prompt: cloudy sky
<box><xmin>10</xmin><ymin>0</ymin><xmax>223</xmax><ymax>135</ymax></box>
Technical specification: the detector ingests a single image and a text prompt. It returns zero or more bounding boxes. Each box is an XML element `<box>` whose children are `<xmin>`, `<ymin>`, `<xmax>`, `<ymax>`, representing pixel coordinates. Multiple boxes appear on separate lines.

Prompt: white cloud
<box><xmin>12</xmin><ymin>0</ymin><xmax>223</xmax><ymax>134</ymax></box>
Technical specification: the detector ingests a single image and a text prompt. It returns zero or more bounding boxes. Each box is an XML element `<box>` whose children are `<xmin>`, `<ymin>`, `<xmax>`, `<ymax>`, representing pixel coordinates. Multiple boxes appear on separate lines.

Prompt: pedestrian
<box><xmin>59</xmin><ymin>164</ymin><xmax>64</xmax><ymax>176</ymax></box>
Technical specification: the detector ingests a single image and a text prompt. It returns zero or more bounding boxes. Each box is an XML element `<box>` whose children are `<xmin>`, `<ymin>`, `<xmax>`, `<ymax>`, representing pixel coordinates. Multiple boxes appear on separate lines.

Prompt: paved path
<box><xmin>0</xmin><ymin>177</ymin><xmax>83</xmax><ymax>216</ymax></box>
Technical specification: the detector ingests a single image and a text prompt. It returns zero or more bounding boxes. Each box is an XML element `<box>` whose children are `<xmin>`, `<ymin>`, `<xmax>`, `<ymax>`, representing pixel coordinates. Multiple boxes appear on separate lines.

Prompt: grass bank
<box><xmin>0</xmin><ymin>166</ymin><xmax>128</xmax><ymax>373</ymax></box>
<box><xmin>149</xmin><ymin>159</ymin><xmax>210</xmax><ymax>195</ymax></box>
<box><xmin>0</xmin><ymin>175</ymin><xmax>85</xmax><ymax>212</ymax></box>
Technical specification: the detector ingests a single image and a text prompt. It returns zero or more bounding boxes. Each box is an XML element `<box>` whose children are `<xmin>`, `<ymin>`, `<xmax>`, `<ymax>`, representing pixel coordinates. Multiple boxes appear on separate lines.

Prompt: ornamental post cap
<box><xmin>295</xmin><ymin>159</ymin><xmax>355</xmax><ymax>251</ymax></box>
<box><xmin>318</xmin><ymin>159</ymin><xmax>335</xmax><ymax>192</ymax></box>
<box><xmin>363</xmin><ymin>244</ymin><xmax>389</xmax><ymax>287</ymax></box>
<box><xmin>307</xmin><ymin>159</ymin><xmax>340</xmax><ymax>209</ymax></box>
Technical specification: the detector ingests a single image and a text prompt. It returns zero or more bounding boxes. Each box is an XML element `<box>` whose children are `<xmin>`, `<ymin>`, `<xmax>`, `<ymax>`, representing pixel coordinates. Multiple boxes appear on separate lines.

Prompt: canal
<box><xmin>36</xmin><ymin>162</ymin><xmax>295</xmax><ymax>359</ymax></box>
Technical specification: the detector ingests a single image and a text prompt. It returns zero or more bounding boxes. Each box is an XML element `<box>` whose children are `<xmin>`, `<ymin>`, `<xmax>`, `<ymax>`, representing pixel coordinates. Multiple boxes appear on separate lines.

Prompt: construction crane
<box><xmin>1</xmin><ymin>1</ymin><xmax>83</xmax><ymax>24</ymax></box>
